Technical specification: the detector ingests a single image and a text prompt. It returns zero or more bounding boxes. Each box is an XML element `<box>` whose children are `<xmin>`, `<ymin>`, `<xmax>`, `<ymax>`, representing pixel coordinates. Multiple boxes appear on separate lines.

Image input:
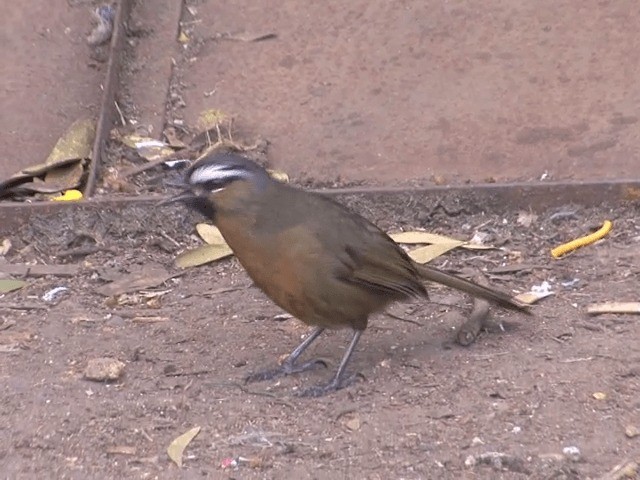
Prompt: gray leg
<box><xmin>245</xmin><ymin>327</ymin><xmax>327</xmax><ymax>383</ymax></box>
<box><xmin>297</xmin><ymin>329</ymin><xmax>363</xmax><ymax>397</ymax></box>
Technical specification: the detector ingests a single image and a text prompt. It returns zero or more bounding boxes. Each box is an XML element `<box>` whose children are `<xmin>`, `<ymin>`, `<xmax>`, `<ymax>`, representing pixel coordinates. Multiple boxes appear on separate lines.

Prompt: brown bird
<box><xmin>163</xmin><ymin>152</ymin><xmax>528</xmax><ymax>396</ymax></box>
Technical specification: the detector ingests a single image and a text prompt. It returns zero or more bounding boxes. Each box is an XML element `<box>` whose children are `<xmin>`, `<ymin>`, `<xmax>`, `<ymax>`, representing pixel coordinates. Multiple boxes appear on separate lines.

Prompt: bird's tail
<box><xmin>414</xmin><ymin>263</ymin><xmax>530</xmax><ymax>313</ymax></box>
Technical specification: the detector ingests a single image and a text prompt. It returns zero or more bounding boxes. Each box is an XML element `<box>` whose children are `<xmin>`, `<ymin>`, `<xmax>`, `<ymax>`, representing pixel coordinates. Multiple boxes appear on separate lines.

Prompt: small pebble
<box><xmin>471</xmin><ymin>436</ymin><xmax>484</xmax><ymax>446</ymax></box>
<box><xmin>84</xmin><ymin>357</ymin><xmax>125</xmax><ymax>382</ymax></box>
<box><xmin>625</xmin><ymin>425</ymin><xmax>639</xmax><ymax>439</ymax></box>
<box><xmin>562</xmin><ymin>445</ymin><xmax>581</xmax><ymax>462</ymax></box>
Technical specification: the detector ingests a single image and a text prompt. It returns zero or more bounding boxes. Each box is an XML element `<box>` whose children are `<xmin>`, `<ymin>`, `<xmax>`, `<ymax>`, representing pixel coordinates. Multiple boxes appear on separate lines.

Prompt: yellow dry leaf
<box><xmin>389</xmin><ymin>231</ymin><xmax>462</xmax><ymax>245</ymax></box>
<box><xmin>167</xmin><ymin>426</ymin><xmax>201</xmax><ymax>467</ymax></box>
<box><xmin>267</xmin><ymin>169</ymin><xmax>289</xmax><ymax>183</ymax></box>
<box><xmin>45</xmin><ymin>118</ymin><xmax>95</xmax><ymax>166</ymax></box>
<box><xmin>390</xmin><ymin>231</ymin><xmax>494</xmax><ymax>250</ymax></box>
<box><xmin>513</xmin><ymin>292</ymin><xmax>543</xmax><ymax>305</ymax></box>
<box><xmin>175</xmin><ymin>244</ymin><xmax>233</xmax><ymax>268</ymax></box>
<box><xmin>178</xmin><ymin>30</ymin><xmax>189</xmax><ymax>44</ymax></box>
<box><xmin>0</xmin><ymin>279</ymin><xmax>28</xmax><ymax>294</ymax></box>
<box><xmin>407</xmin><ymin>243</ymin><xmax>464</xmax><ymax>264</ymax></box>
<box><xmin>120</xmin><ymin>134</ymin><xmax>149</xmax><ymax>149</ymax></box>
<box><xmin>195</xmin><ymin>224</ymin><xmax>227</xmax><ymax>246</ymax></box>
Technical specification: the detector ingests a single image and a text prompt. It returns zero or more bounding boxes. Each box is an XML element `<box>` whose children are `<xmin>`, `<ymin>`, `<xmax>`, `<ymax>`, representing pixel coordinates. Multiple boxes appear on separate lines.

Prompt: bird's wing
<box><xmin>332</xmin><ymin>216</ymin><xmax>426</xmax><ymax>299</ymax></box>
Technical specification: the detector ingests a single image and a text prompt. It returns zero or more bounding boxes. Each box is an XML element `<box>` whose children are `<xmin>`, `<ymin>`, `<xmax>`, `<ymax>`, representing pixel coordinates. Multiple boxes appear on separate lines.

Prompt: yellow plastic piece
<box><xmin>51</xmin><ymin>189</ymin><xmax>84</xmax><ymax>202</ymax></box>
<box><xmin>551</xmin><ymin>220</ymin><xmax>612</xmax><ymax>258</ymax></box>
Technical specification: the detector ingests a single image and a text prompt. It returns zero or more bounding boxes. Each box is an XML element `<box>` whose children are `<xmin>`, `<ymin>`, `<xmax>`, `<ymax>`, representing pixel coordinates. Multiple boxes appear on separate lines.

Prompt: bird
<box><xmin>162</xmin><ymin>151</ymin><xmax>529</xmax><ymax>396</ymax></box>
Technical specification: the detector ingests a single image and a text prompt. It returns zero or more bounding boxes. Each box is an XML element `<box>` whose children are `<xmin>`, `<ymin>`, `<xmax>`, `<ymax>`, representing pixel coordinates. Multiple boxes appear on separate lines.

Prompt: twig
<box><xmin>213</xmin><ymin>382</ymin><xmax>294</xmax><ymax>408</ymax></box>
<box><xmin>159</xmin><ymin>231</ymin><xmax>181</xmax><ymax>248</ymax></box>
<box><xmin>383</xmin><ymin>310</ymin><xmax>423</xmax><ymax>327</ymax></box>
<box><xmin>114</xmin><ymin>100</ymin><xmax>126</xmax><ymax>126</ymax></box>
<box><xmin>560</xmin><ymin>356</ymin><xmax>593</xmax><ymax>363</ymax></box>
<box><xmin>122</xmin><ymin>153</ymin><xmax>189</xmax><ymax>178</ymax></box>
<box><xmin>164</xmin><ymin>369</ymin><xmax>212</xmax><ymax>377</ymax></box>
<box><xmin>139</xmin><ymin>429</ymin><xmax>154</xmax><ymax>443</ymax></box>
<box><xmin>56</xmin><ymin>245</ymin><xmax>115</xmax><ymax>258</ymax></box>
<box><xmin>0</xmin><ymin>303</ymin><xmax>47</xmax><ymax>310</ymax></box>
<box><xmin>469</xmin><ymin>352</ymin><xmax>509</xmax><ymax>359</ymax></box>
<box><xmin>197</xmin><ymin>285</ymin><xmax>251</xmax><ymax>298</ymax></box>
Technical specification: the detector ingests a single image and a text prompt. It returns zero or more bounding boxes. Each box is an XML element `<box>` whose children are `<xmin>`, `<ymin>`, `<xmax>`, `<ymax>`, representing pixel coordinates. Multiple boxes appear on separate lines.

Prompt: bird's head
<box><xmin>159</xmin><ymin>152</ymin><xmax>271</xmax><ymax>218</ymax></box>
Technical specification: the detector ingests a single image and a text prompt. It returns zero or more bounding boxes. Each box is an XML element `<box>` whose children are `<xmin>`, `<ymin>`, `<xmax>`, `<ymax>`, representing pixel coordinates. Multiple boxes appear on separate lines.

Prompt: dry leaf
<box><xmin>167</xmin><ymin>426</ymin><xmax>201</xmax><ymax>467</ymax></box>
<box><xmin>592</xmin><ymin>392</ymin><xmax>607</xmax><ymax>400</ymax></box>
<box><xmin>45</xmin><ymin>118</ymin><xmax>95</xmax><ymax>166</ymax></box>
<box><xmin>267</xmin><ymin>169</ymin><xmax>289</xmax><ymax>183</ymax></box>
<box><xmin>407</xmin><ymin>243</ymin><xmax>464</xmax><ymax>264</ymax></box>
<box><xmin>390</xmin><ymin>230</ymin><xmax>493</xmax><ymax>251</ymax></box>
<box><xmin>175</xmin><ymin>244</ymin><xmax>233</xmax><ymax>268</ymax></box>
<box><xmin>178</xmin><ymin>30</ymin><xmax>189</xmax><ymax>44</ymax></box>
<box><xmin>390</xmin><ymin>231</ymin><xmax>466</xmax><ymax>263</ymax></box>
<box><xmin>43</xmin><ymin>161</ymin><xmax>85</xmax><ymax>192</ymax></box>
<box><xmin>514</xmin><ymin>292</ymin><xmax>545</xmax><ymax>305</ymax></box>
<box><xmin>0</xmin><ymin>279</ymin><xmax>28</xmax><ymax>294</ymax></box>
<box><xmin>44</xmin><ymin>118</ymin><xmax>95</xmax><ymax>191</ymax></box>
<box><xmin>95</xmin><ymin>263</ymin><xmax>173</xmax><ymax>296</ymax></box>
<box><xmin>196</xmin><ymin>223</ymin><xmax>227</xmax><ymax>245</ymax></box>
<box><xmin>390</xmin><ymin>231</ymin><xmax>462</xmax><ymax>245</ymax></box>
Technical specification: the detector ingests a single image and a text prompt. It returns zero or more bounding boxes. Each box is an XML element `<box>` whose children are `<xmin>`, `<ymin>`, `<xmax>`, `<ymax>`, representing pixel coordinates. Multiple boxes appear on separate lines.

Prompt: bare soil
<box><xmin>1</xmin><ymin>199</ymin><xmax>639</xmax><ymax>479</ymax></box>
<box><xmin>174</xmin><ymin>0</ymin><xmax>640</xmax><ymax>185</ymax></box>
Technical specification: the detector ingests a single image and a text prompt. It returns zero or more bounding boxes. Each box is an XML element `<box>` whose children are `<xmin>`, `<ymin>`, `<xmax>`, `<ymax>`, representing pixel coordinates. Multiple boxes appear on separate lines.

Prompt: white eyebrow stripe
<box><xmin>188</xmin><ymin>165</ymin><xmax>250</xmax><ymax>185</ymax></box>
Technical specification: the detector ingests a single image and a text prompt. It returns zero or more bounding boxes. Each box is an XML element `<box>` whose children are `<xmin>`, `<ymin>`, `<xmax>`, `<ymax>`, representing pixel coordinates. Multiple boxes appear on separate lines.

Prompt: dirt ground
<box><xmin>1</xmin><ymin>199</ymin><xmax>639</xmax><ymax>479</ymax></box>
<box><xmin>169</xmin><ymin>0</ymin><xmax>640</xmax><ymax>185</ymax></box>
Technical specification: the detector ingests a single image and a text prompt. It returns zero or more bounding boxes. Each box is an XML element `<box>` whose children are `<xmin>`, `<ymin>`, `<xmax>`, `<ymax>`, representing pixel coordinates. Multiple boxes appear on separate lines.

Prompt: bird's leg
<box><xmin>244</xmin><ymin>327</ymin><xmax>327</xmax><ymax>383</ymax></box>
<box><xmin>297</xmin><ymin>329</ymin><xmax>364</xmax><ymax>397</ymax></box>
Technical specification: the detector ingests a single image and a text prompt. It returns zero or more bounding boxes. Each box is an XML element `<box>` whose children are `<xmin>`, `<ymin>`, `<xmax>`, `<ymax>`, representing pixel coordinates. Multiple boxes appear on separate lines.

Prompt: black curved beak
<box><xmin>157</xmin><ymin>190</ymin><xmax>197</xmax><ymax>206</ymax></box>
<box><xmin>156</xmin><ymin>179</ymin><xmax>194</xmax><ymax>206</ymax></box>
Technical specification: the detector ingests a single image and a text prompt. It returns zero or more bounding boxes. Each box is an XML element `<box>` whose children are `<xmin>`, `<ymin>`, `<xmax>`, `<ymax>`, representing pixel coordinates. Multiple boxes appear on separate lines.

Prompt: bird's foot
<box><xmin>295</xmin><ymin>372</ymin><xmax>364</xmax><ymax>397</ymax></box>
<box><xmin>244</xmin><ymin>358</ymin><xmax>327</xmax><ymax>383</ymax></box>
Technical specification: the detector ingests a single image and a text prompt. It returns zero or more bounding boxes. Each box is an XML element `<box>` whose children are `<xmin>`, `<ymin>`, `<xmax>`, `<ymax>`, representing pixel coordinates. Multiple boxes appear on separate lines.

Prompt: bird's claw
<box><xmin>244</xmin><ymin>358</ymin><xmax>327</xmax><ymax>384</ymax></box>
